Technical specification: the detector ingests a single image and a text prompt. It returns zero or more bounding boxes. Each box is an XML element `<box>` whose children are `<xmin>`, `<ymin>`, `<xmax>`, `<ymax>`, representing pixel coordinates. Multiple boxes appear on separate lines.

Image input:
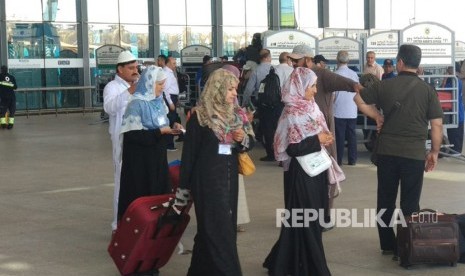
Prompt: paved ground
<box><xmin>0</xmin><ymin>113</ymin><xmax>464</xmax><ymax>276</ymax></box>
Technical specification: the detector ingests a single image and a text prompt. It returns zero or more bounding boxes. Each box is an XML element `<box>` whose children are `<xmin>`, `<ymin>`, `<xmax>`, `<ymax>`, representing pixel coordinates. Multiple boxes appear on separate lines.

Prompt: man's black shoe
<box><xmin>259</xmin><ymin>156</ymin><xmax>275</xmax><ymax>162</ymax></box>
<box><xmin>381</xmin><ymin>250</ymin><xmax>394</xmax><ymax>255</ymax></box>
<box><xmin>7</xmin><ymin>124</ymin><xmax>13</xmax><ymax>130</ymax></box>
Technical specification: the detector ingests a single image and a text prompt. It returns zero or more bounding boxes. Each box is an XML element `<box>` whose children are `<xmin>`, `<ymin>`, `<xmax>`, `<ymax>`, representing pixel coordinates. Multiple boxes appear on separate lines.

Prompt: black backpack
<box><xmin>258</xmin><ymin>67</ymin><xmax>282</xmax><ymax>108</ymax></box>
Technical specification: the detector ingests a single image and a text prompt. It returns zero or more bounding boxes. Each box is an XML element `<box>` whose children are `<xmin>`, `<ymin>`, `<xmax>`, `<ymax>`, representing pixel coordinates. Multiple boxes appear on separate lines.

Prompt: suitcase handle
<box><xmin>150</xmin><ymin>198</ymin><xmax>175</xmax><ymax>210</ymax></box>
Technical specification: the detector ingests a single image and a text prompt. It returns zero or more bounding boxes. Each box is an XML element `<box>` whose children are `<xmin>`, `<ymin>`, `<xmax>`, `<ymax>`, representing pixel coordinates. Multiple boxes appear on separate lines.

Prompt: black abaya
<box><xmin>264</xmin><ymin>135</ymin><xmax>331</xmax><ymax>276</ymax></box>
<box><xmin>179</xmin><ymin>115</ymin><xmax>254</xmax><ymax>276</ymax></box>
<box><xmin>118</xmin><ymin>129</ymin><xmax>171</xmax><ymax>220</ymax></box>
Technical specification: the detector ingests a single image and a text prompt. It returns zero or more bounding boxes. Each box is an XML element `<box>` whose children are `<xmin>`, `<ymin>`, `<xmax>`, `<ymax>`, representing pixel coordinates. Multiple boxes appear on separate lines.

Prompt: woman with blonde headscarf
<box><xmin>177</xmin><ymin>69</ymin><xmax>254</xmax><ymax>276</ymax></box>
<box><xmin>264</xmin><ymin>67</ymin><xmax>333</xmax><ymax>276</ymax></box>
<box><xmin>118</xmin><ymin>65</ymin><xmax>182</xmax><ymax>220</ymax></box>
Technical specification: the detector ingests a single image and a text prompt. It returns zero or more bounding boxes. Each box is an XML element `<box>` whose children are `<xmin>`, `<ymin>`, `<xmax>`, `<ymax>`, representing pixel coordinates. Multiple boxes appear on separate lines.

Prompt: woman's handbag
<box><xmin>238</xmin><ymin>152</ymin><xmax>256</xmax><ymax>176</ymax></box>
<box><xmin>328</xmin><ymin>156</ymin><xmax>345</xmax><ymax>184</ymax></box>
<box><xmin>296</xmin><ymin>149</ymin><xmax>332</xmax><ymax>177</ymax></box>
<box><xmin>327</xmin><ymin>155</ymin><xmax>345</xmax><ymax>198</ymax></box>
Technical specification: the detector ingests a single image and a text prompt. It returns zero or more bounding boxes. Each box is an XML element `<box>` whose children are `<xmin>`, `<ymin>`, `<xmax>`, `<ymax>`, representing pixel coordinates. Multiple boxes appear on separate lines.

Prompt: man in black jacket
<box><xmin>0</xmin><ymin>65</ymin><xmax>18</xmax><ymax>129</ymax></box>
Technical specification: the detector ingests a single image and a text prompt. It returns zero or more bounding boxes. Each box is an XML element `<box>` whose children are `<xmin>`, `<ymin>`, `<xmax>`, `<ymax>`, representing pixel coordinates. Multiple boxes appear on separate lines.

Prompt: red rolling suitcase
<box><xmin>397</xmin><ymin>209</ymin><xmax>459</xmax><ymax>269</ymax></box>
<box><xmin>108</xmin><ymin>194</ymin><xmax>191</xmax><ymax>275</ymax></box>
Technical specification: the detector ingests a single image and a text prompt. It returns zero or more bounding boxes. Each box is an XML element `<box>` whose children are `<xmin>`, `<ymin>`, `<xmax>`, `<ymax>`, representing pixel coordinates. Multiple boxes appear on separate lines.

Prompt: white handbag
<box><xmin>296</xmin><ymin>149</ymin><xmax>332</xmax><ymax>177</ymax></box>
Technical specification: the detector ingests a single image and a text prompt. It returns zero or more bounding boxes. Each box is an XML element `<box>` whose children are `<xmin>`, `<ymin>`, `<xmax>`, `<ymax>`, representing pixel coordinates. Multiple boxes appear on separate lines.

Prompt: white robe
<box><xmin>103</xmin><ymin>75</ymin><xmax>131</xmax><ymax>230</ymax></box>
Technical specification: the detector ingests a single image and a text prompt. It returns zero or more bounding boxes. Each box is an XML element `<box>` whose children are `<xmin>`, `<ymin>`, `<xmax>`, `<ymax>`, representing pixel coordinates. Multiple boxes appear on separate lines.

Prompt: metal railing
<box><xmin>15</xmin><ymin>86</ymin><xmax>100</xmax><ymax>117</ymax></box>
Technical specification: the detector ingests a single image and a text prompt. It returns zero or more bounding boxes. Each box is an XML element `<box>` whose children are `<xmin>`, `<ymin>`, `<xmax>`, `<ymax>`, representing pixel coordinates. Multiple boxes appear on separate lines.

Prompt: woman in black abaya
<box><xmin>118</xmin><ymin>65</ymin><xmax>182</xmax><ymax>220</ymax></box>
<box><xmin>176</xmin><ymin>69</ymin><xmax>254</xmax><ymax>276</ymax></box>
<box><xmin>264</xmin><ymin>67</ymin><xmax>334</xmax><ymax>276</ymax></box>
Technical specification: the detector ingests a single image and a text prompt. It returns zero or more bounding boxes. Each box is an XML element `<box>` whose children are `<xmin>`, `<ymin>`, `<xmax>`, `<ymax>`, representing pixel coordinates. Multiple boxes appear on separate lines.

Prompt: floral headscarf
<box><xmin>120</xmin><ymin>65</ymin><xmax>169</xmax><ymax>133</ymax></box>
<box><xmin>196</xmin><ymin>68</ymin><xmax>253</xmax><ymax>143</ymax></box>
<box><xmin>274</xmin><ymin>67</ymin><xmax>329</xmax><ymax>166</ymax></box>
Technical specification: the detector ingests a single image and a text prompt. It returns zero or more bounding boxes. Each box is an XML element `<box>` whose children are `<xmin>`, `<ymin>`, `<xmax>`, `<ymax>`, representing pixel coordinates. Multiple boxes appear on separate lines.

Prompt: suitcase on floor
<box><xmin>397</xmin><ymin>209</ymin><xmax>459</xmax><ymax>268</ymax></box>
<box><xmin>108</xmin><ymin>194</ymin><xmax>191</xmax><ymax>276</ymax></box>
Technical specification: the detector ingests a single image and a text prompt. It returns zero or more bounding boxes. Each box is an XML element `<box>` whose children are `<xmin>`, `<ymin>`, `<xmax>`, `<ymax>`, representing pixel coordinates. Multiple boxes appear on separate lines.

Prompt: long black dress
<box><xmin>118</xmin><ymin>129</ymin><xmax>171</xmax><ymax>220</ymax></box>
<box><xmin>179</xmin><ymin>115</ymin><xmax>253</xmax><ymax>276</ymax></box>
<box><xmin>264</xmin><ymin>135</ymin><xmax>331</xmax><ymax>276</ymax></box>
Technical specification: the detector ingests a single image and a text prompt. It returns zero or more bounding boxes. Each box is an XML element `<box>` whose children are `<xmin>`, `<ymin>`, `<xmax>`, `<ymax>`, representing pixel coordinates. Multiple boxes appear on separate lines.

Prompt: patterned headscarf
<box><xmin>196</xmin><ymin>68</ymin><xmax>253</xmax><ymax>143</ymax></box>
<box><xmin>121</xmin><ymin>65</ymin><xmax>169</xmax><ymax>133</ymax></box>
<box><xmin>274</xmin><ymin>67</ymin><xmax>329</xmax><ymax>166</ymax></box>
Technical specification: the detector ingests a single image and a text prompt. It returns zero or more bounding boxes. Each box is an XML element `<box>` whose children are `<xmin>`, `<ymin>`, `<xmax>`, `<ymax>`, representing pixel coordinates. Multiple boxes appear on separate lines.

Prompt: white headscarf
<box><xmin>274</xmin><ymin>67</ymin><xmax>329</xmax><ymax>168</ymax></box>
<box><xmin>120</xmin><ymin>65</ymin><xmax>169</xmax><ymax>133</ymax></box>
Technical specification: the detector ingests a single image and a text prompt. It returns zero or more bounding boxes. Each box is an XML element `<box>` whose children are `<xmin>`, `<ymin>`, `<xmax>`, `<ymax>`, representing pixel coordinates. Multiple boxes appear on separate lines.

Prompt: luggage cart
<box><xmin>357</xmin><ymin>74</ymin><xmax>464</xmax><ymax>162</ymax></box>
<box><xmin>421</xmin><ymin>74</ymin><xmax>463</xmax><ymax>161</ymax></box>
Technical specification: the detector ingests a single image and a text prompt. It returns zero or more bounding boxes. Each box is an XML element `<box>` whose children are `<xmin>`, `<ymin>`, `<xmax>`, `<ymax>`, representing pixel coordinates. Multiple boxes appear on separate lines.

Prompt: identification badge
<box><xmin>258</xmin><ymin>83</ymin><xmax>265</xmax><ymax>94</ymax></box>
<box><xmin>218</xmin><ymin>144</ymin><xmax>232</xmax><ymax>155</ymax></box>
<box><xmin>157</xmin><ymin>116</ymin><xmax>167</xmax><ymax>125</ymax></box>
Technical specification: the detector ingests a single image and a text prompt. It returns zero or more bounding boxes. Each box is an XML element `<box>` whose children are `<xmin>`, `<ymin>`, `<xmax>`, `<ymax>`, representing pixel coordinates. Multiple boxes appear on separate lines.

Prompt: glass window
<box><xmin>329</xmin><ymin>0</ymin><xmax>364</xmax><ymax>29</ymax></box>
<box><xmin>223</xmin><ymin>0</ymin><xmax>246</xmax><ymax>27</ymax></box>
<box><xmin>56</xmin><ymin>23</ymin><xmax>81</xmax><ymax>58</ymax></box>
<box><xmin>7</xmin><ymin>22</ymin><xmax>62</xmax><ymax>59</ymax></box>
<box><xmin>119</xmin><ymin>0</ymin><xmax>148</xmax><ymax>24</ymax></box>
<box><xmin>160</xmin><ymin>0</ymin><xmax>187</xmax><ymax>25</ymax></box>
<box><xmin>223</xmin><ymin>0</ymin><xmax>268</xmax><ymax>56</ymax></box>
<box><xmin>280</xmin><ymin>0</ymin><xmax>296</xmax><ymax>28</ymax></box>
<box><xmin>246</xmin><ymin>0</ymin><xmax>267</xmax><ymax>27</ymax></box>
<box><xmin>88</xmin><ymin>24</ymin><xmax>122</xmax><ymax>49</ymax></box>
<box><xmin>224</xmin><ymin>27</ymin><xmax>246</xmax><ymax>56</ymax></box>
<box><xmin>6</xmin><ymin>0</ymin><xmax>42</xmax><ymax>21</ymax></box>
<box><xmin>186</xmin><ymin>0</ymin><xmax>211</xmax><ymax>26</ymax></box>
<box><xmin>186</xmin><ymin>26</ymin><xmax>212</xmax><ymax>47</ymax></box>
<box><xmin>53</xmin><ymin>0</ymin><xmax>77</xmax><ymax>22</ymax></box>
<box><xmin>88</xmin><ymin>0</ymin><xmax>119</xmax><ymax>23</ymax></box>
<box><xmin>294</xmin><ymin>0</ymin><xmax>318</xmax><ymax>29</ymax></box>
<box><xmin>121</xmin><ymin>24</ymin><xmax>150</xmax><ymax>58</ymax></box>
<box><xmin>376</xmin><ymin>0</ymin><xmax>414</xmax><ymax>30</ymax></box>
<box><xmin>160</xmin><ymin>26</ymin><xmax>186</xmax><ymax>57</ymax></box>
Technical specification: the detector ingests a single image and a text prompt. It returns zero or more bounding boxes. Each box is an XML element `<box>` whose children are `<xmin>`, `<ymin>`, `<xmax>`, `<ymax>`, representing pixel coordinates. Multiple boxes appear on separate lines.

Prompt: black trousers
<box><xmin>165</xmin><ymin>94</ymin><xmax>180</xmax><ymax>148</ymax></box>
<box><xmin>334</xmin><ymin>117</ymin><xmax>357</xmax><ymax>165</ymax></box>
<box><xmin>0</xmin><ymin>94</ymin><xmax>16</xmax><ymax>118</ymax></box>
<box><xmin>376</xmin><ymin>154</ymin><xmax>424</xmax><ymax>253</ymax></box>
<box><xmin>258</xmin><ymin>105</ymin><xmax>282</xmax><ymax>159</ymax></box>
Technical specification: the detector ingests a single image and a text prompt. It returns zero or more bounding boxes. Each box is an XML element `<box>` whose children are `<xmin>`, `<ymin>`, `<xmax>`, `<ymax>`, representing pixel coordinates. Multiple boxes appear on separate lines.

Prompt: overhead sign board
<box><xmin>180</xmin><ymin>45</ymin><xmax>212</xmax><ymax>64</ymax></box>
<box><xmin>263</xmin><ymin>30</ymin><xmax>317</xmax><ymax>65</ymax></box>
<box><xmin>365</xmin><ymin>31</ymin><xmax>399</xmax><ymax>60</ymax></box>
<box><xmin>318</xmin><ymin>37</ymin><xmax>361</xmax><ymax>61</ymax></box>
<box><xmin>455</xmin><ymin>41</ymin><xmax>465</xmax><ymax>61</ymax></box>
<box><xmin>95</xmin><ymin>45</ymin><xmax>126</xmax><ymax>69</ymax></box>
<box><xmin>400</xmin><ymin>22</ymin><xmax>454</xmax><ymax>67</ymax></box>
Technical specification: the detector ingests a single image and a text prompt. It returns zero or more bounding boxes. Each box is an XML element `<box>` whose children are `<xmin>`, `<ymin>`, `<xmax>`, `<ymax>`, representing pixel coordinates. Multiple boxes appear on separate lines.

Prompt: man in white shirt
<box><xmin>273</xmin><ymin>51</ymin><xmax>293</xmax><ymax>89</ymax></box>
<box><xmin>163</xmin><ymin>57</ymin><xmax>180</xmax><ymax>151</ymax></box>
<box><xmin>103</xmin><ymin>50</ymin><xmax>139</xmax><ymax>231</ymax></box>
<box><xmin>333</xmin><ymin>50</ymin><xmax>360</xmax><ymax>166</ymax></box>
<box><xmin>363</xmin><ymin>51</ymin><xmax>384</xmax><ymax>80</ymax></box>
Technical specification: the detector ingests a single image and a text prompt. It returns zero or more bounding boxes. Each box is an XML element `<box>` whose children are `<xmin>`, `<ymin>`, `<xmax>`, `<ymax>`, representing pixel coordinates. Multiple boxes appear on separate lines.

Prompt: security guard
<box><xmin>0</xmin><ymin>65</ymin><xmax>18</xmax><ymax>129</ymax></box>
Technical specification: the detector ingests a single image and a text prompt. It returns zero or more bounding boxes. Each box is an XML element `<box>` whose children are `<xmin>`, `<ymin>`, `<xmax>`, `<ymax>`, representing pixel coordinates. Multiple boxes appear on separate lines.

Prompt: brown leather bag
<box><xmin>397</xmin><ymin>209</ymin><xmax>459</xmax><ymax>268</ymax></box>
